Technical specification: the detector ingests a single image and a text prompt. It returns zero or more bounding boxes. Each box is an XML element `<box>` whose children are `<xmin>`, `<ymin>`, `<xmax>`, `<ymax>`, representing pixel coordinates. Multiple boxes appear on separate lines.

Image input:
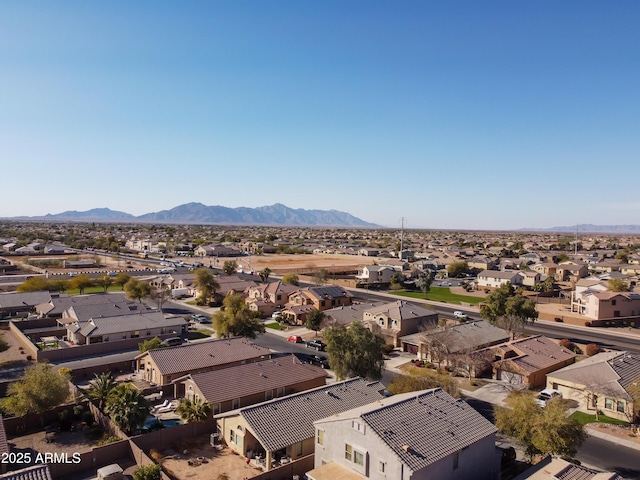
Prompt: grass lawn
<box><xmin>570</xmin><ymin>411</ymin><xmax>630</xmax><ymax>427</ymax></box>
<box><xmin>393</xmin><ymin>287</ymin><xmax>485</xmax><ymax>305</ymax></box>
<box><xmin>66</xmin><ymin>286</ymin><xmax>124</xmax><ymax>295</ymax></box>
<box><xmin>186</xmin><ymin>329</ymin><xmax>215</xmax><ymax>340</ymax></box>
<box><xmin>265</xmin><ymin>322</ymin><xmax>287</xmax><ymax>330</ymax></box>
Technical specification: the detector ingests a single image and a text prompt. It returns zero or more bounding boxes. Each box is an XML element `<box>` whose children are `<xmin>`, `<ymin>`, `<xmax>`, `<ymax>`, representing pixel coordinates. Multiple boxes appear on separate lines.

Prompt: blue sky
<box><xmin>1</xmin><ymin>1</ymin><xmax>639</xmax><ymax>230</ymax></box>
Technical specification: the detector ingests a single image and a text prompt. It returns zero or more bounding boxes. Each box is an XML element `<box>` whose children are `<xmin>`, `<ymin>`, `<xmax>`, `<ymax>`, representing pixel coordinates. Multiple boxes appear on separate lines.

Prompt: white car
<box><xmin>453</xmin><ymin>311</ymin><xmax>467</xmax><ymax>320</ymax></box>
<box><xmin>535</xmin><ymin>388</ymin><xmax>562</xmax><ymax>407</ymax></box>
<box><xmin>441</xmin><ymin>281</ymin><xmax>452</xmax><ymax>287</ymax></box>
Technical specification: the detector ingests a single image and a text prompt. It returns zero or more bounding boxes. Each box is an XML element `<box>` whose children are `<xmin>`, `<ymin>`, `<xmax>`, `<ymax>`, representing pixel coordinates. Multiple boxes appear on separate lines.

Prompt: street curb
<box><xmin>585</xmin><ymin>426</ymin><xmax>640</xmax><ymax>451</ymax></box>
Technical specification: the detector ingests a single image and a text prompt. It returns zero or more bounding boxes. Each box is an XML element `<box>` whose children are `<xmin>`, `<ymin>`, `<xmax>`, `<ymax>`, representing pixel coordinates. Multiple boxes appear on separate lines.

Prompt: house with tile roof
<box><xmin>545</xmin><ymin>351</ymin><xmax>640</xmax><ymax>423</ymax></box>
<box><xmin>400</xmin><ymin>320</ymin><xmax>510</xmax><ymax>376</ymax></box>
<box><xmin>477</xmin><ymin>270</ymin><xmax>523</xmax><ymax>289</ymax></box>
<box><xmin>323</xmin><ymin>302</ymin><xmax>386</xmax><ymax>327</ymax></box>
<box><xmin>513</xmin><ymin>455</ymin><xmax>622</xmax><ymax>480</ymax></box>
<box><xmin>0</xmin><ymin>291</ymin><xmax>52</xmax><ymax>319</ymax></box>
<box><xmin>135</xmin><ymin>337</ymin><xmax>272</xmax><ymax>386</ymax></box>
<box><xmin>215</xmin><ymin>377</ymin><xmax>385</xmax><ymax>471</ymax></box>
<box><xmin>571</xmin><ymin>289</ymin><xmax>640</xmax><ymax>321</ymax></box>
<box><xmin>363</xmin><ymin>300</ymin><xmax>439</xmax><ymax>347</ymax></box>
<box><xmin>176</xmin><ymin>355</ymin><xmax>327</xmax><ymax>414</ymax></box>
<box><xmin>0</xmin><ymin>465</ymin><xmax>53</xmax><ymax>480</ymax></box>
<box><xmin>308</xmin><ymin>388</ymin><xmax>500</xmax><ymax>480</ymax></box>
<box><xmin>65</xmin><ymin>310</ymin><xmax>186</xmax><ymax>346</ymax></box>
<box><xmin>36</xmin><ymin>292</ymin><xmax>139</xmax><ymax>320</ymax></box>
<box><xmin>355</xmin><ymin>265</ymin><xmax>396</xmax><ymax>286</ymax></box>
<box><xmin>490</xmin><ymin>335</ymin><xmax>576</xmax><ymax>388</ymax></box>
<box><xmin>284</xmin><ymin>285</ymin><xmax>353</xmax><ymax>324</ymax></box>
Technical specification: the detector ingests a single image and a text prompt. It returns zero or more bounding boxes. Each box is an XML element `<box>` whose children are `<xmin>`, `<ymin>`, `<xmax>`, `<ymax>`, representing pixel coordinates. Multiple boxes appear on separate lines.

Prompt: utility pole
<box><xmin>399</xmin><ymin>217</ymin><xmax>405</xmax><ymax>260</ymax></box>
<box><xmin>575</xmin><ymin>224</ymin><xmax>578</xmax><ymax>256</ymax></box>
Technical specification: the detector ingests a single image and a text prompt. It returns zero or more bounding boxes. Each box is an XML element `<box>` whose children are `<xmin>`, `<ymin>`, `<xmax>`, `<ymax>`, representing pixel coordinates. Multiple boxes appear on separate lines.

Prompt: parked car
<box><xmin>306</xmin><ymin>339</ymin><xmax>326</xmax><ymax>351</ymax></box>
<box><xmin>307</xmin><ymin>355</ymin><xmax>330</xmax><ymax>369</ymax></box>
<box><xmin>190</xmin><ymin>314</ymin><xmax>210</xmax><ymax>324</ymax></box>
<box><xmin>287</xmin><ymin>335</ymin><xmax>304</xmax><ymax>343</ymax></box>
<box><xmin>453</xmin><ymin>311</ymin><xmax>467</xmax><ymax>320</ymax></box>
<box><xmin>535</xmin><ymin>388</ymin><xmax>562</xmax><ymax>407</ymax></box>
<box><xmin>440</xmin><ymin>281</ymin><xmax>452</xmax><ymax>287</ymax></box>
<box><xmin>161</xmin><ymin>337</ymin><xmax>183</xmax><ymax>347</ymax></box>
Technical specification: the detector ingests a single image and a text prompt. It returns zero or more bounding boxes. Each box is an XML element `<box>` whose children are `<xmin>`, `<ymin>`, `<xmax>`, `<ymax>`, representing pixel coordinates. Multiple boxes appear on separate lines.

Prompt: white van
<box><xmin>97</xmin><ymin>464</ymin><xmax>124</xmax><ymax>480</ymax></box>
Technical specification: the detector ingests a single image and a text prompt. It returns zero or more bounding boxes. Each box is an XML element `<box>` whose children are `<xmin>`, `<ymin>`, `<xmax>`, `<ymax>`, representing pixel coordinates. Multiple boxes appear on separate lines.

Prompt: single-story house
<box><xmin>135</xmin><ymin>337</ymin><xmax>272</xmax><ymax>386</ymax></box>
<box><xmin>176</xmin><ymin>355</ymin><xmax>327</xmax><ymax>414</ymax></box>
<box><xmin>215</xmin><ymin>378</ymin><xmax>385</xmax><ymax>472</ymax></box>
<box><xmin>545</xmin><ymin>351</ymin><xmax>640</xmax><ymax>423</ymax></box>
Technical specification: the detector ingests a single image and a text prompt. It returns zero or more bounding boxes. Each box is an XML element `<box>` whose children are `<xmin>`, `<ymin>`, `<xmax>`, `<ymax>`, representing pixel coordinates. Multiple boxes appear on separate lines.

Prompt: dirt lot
<box><xmin>159</xmin><ymin>435</ymin><xmax>263</xmax><ymax>480</ymax></box>
<box><xmin>227</xmin><ymin>253</ymin><xmax>376</xmax><ymax>275</ymax></box>
<box><xmin>0</xmin><ymin>327</ymin><xmax>31</xmax><ymax>371</ymax></box>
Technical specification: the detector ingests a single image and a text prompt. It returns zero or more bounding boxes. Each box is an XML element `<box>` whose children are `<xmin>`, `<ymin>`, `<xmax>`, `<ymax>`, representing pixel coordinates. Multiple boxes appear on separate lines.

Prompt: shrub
<box><xmin>133</xmin><ymin>464</ymin><xmax>162</xmax><ymax>480</ymax></box>
<box><xmin>559</xmin><ymin>339</ymin><xmax>576</xmax><ymax>351</ymax></box>
<box><xmin>81</xmin><ymin>410</ymin><xmax>94</xmax><ymax>426</ymax></box>
<box><xmin>381</xmin><ymin>344</ymin><xmax>395</xmax><ymax>356</ymax></box>
<box><xmin>586</xmin><ymin>343</ymin><xmax>600</xmax><ymax>356</ymax></box>
<box><xmin>584</xmin><ymin>321</ymin><xmax>592</xmax><ymax>327</ymax></box>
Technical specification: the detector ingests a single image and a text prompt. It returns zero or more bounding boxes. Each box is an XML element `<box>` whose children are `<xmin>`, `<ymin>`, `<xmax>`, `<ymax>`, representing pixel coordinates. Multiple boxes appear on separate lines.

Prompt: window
<box><xmin>321</xmin><ymin>300</ymin><xmax>326</xmax><ymax>307</ymax></box>
<box><xmin>230</xmin><ymin>429</ymin><xmax>236</xmax><ymax>444</ymax></box>
<box><xmin>379</xmin><ymin>461</ymin><xmax>386</xmax><ymax>474</ymax></box>
<box><xmin>276</xmin><ymin>387</ymin><xmax>285</xmax><ymax>397</ymax></box>
<box><xmin>617</xmin><ymin>401</ymin><xmax>625</xmax><ymax>413</ymax></box>
<box><xmin>453</xmin><ymin>451</ymin><xmax>459</xmax><ymax>470</ymax></box>
<box><xmin>391</xmin><ymin>320</ymin><xmax>398</xmax><ymax>327</ymax></box>
<box><xmin>296</xmin><ymin>441</ymin><xmax>303</xmax><ymax>456</ymax></box>
<box><xmin>316</xmin><ymin>429</ymin><xmax>324</xmax><ymax>446</ymax></box>
<box><xmin>345</xmin><ymin>444</ymin><xmax>353</xmax><ymax>462</ymax></box>
<box><xmin>232</xmin><ymin>398</ymin><xmax>240</xmax><ymax>409</ymax></box>
<box><xmin>379</xmin><ymin>318</ymin><xmax>385</xmax><ymax>326</ymax></box>
<box><xmin>605</xmin><ymin>398</ymin><xmax>613</xmax><ymax>410</ymax></box>
<box><xmin>277</xmin><ymin>295</ymin><xmax>281</xmax><ymax>301</ymax></box>
<box><xmin>132</xmin><ymin>331</ymin><xmax>140</xmax><ymax>338</ymax></box>
<box><xmin>213</xmin><ymin>403</ymin><xmax>221</xmax><ymax>415</ymax></box>
<box><xmin>354</xmin><ymin>450</ymin><xmax>364</xmax><ymax>466</ymax></box>
<box><xmin>265</xmin><ymin>390</ymin><xmax>273</xmax><ymax>401</ymax></box>
<box><xmin>612</xmin><ymin>299</ymin><xmax>617</xmax><ymax>306</ymax></box>
<box><xmin>352</xmin><ymin>420</ymin><xmax>365</xmax><ymax>434</ymax></box>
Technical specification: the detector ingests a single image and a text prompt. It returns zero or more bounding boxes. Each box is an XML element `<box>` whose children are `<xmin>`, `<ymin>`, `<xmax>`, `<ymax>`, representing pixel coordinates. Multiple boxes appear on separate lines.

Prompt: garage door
<box><xmin>498</xmin><ymin>369</ymin><xmax>524</xmax><ymax>384</ymax></box>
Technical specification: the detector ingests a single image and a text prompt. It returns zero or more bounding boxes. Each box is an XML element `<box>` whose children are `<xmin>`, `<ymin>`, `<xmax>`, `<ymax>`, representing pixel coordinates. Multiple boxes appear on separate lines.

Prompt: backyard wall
<box><xmin>48</xmin><ymin>439</ymin><xmax>132</xmax><ymax>479</ymax></box>
<box><xmin>250</xmin><ymin>453</ymin><xmax>315</xmax><ymax>480</ymax></box>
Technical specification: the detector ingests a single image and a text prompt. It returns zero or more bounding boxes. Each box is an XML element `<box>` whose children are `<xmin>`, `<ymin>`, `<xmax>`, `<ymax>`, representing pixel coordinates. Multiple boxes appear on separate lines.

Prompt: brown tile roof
<box><xmin>181</xmin><ymin>355</ymin><xmax>326</xmax><ymax>404</ymax></box>
<box><xmin>138</xmin><ymin>337</ymin><xmax>272</xmax><ymax>376</ymax></box>
<box><xmin>495</xmin><ymin>335</ymin><xmax>576</xmax><ymax>373</ymax></box>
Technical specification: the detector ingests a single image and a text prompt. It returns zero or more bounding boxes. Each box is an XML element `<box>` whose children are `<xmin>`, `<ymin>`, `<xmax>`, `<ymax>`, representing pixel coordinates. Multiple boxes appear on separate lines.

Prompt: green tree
<box><xmin>16</xmin><ymin>276</ymin><xmax>49</xmax><ymax>292</ymax></box>
<box><xmin>480</xmin><ymin>283</ymin><xmax>538</xmax><ymax>339</ymax></box>
<box><xmin>133</xmin><ymin>464</ymin><xmax>162</xmax><ymax>480</ymax></box>
<box><xmin>69</xmin><ymin>274</ymin><xmax>94</xmax><ymax>294</ymax></box>
<box><xmin>106</xmin><ymin>383</ymin><xmax>150</xmax><ymax>435</ymax></box>
<box><xmin>608</xmin><ymin>278</ymin><xmax>629</xmax><ymax>292</ymax></box>
<box><xmin>282</xmin><ymin>273</ymin><xmax>299</xmax><ymax>286</ymax></box>
<box><xmin>305</xmin><ymin>308</ymin><xmax>325</xmax><ymax>337</ymax></box>
<box><xmin>222</xmin><ymin>260</ymin><xmax>237</xmax><ymax>275</ymax></box>
<box><xmin>495</xmin><ymin>391</ymin><xmax>585</xmax><ymax>461</ymax></box>
<box><xmin>138</xmin><ymin>337</ymin><xmax>166</xmax><ymax>353</ymax></box>
<box><xmin>213</xmin><ymin>293</ymin><xmax>266</xmax><ymax>339</ymax></box>
<box><xmin>47</xmin><ymin>278</ymin><xmax>69</xmax><ymax>293</ymax></box>
<box><xmin>324</xmin><ymin>322</ymin><xmax>385</xmax><ymax>381</ymax></box>
<box><xmin>416</xmin><ymin>271</ymin><xmax>435</xmax><ymax>298</ymax></box>
<box><xmin>83</xmin><ymin>372</ymin><xmax>116</xmax><ymax>410</ymax></box>
<box><xmin>113</xmin><ymin>272</ymin><xmax>132</xmax><ymax>290</ymax></box>
<box><xmin>615</xmin><ymin>251</ymin><xmax>629</xmax><ymax>263</ymax></box>
<box><xmin>193</xmin><ymin>268</ymin><xmax>220</xmax><ymax>305</ymax></box>
<box><xmin>124</xmin><ymin>278</ymin><xmax>152</xmax><ymax>303</ymax></box>
<box><xmin>176</xmin><ymin>397</ymin><xmax>212</xmax><ymax>423</ymax></box>
<box><xmin>532</xmin><ymin>276</ymin><xmax>555</xmax><ymax>293</ymax></box>
<box><xmin>389</xmin><ymin>272</ymin><xmax>404</xmax><ymax>290</ymax></box>
<box><xmin>0</xmin><ymin>363</ymin><xmax>71</xmax><ymax>425</ymax></box>
<box><xmin>387</xmin><ymin>373</ymin><xmax>459</xmax><ymax>398</ymax></box>
<box><xmin>259</xmin><ymin>267</ymin><xmax>272</xmax><ymax>283</ymax></box>
<box><xmin>446</xmin><ymin>261</ymin><xmax>469</xmax><ymax>278</ymax></box>
<box><xmin>96</xmin><ymin>275</ymin><xmax>113</xmax><ymax>292</ymax></box>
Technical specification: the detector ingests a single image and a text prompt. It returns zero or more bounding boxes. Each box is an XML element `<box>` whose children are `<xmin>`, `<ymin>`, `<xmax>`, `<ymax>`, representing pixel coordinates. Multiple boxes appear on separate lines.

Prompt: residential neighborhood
<box><xmin>0</xmin><ymin>222</ymin><xmax>639</xmax><ymax>480</ymax></box>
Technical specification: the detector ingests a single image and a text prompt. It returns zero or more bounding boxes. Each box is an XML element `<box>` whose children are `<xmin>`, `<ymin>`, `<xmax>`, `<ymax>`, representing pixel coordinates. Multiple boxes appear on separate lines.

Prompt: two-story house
<box><xmin>477</xmin><ymin>270</ymin><xmax>523</xmax><ymax>289</ymax></box>
<box><xmin>363</xmin><ymin>300</ymin><xmax>438</xmax><ymax>347</ymax></box>
<box><xmin>309</xmin><ymin>388</ymin><xmax>500</xmax><ymax>480</ymax></box>
<box><xmin>355</xmin><ymin>266</ymin><xmax>396</xmax><ymax>286</ymax></box>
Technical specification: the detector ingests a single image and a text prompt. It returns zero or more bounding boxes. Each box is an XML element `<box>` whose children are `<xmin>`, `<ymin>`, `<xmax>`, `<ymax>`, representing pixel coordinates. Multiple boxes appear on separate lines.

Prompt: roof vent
<box><xmin>401</xmin><ymin>445</ymin><xmax>410</xmax><ymax>452</ymax></box>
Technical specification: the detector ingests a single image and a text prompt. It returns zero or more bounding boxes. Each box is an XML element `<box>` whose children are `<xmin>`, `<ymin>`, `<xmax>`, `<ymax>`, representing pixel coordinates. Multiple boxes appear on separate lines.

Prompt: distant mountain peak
<box><xmin>10</xmin><ymin>203</ymin><xmax>378</xmax><ymax>227</ymax></box>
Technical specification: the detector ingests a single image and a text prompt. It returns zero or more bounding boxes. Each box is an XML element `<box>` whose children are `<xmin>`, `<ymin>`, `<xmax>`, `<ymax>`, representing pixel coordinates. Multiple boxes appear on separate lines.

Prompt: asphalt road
<box><xmin>576</xmin><ymin>436</ymin><xmax>640</xmax><ymax>479</ymax></box>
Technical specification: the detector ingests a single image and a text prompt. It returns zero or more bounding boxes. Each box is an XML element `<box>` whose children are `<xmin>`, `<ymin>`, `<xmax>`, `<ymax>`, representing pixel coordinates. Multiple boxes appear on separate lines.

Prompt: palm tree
<box><xmin>177</xmin><ymin>397</ymin><xmax>212</xmax><ymax>423</ymax></box>
<box><xmin>84</xmin><ymin>372</ymin><xmax>117</xmax><ymax>410</ymax></box>
<box><xmin>193</xmin><ymin>268</ymin><xmax>220</xmax><ymax>305</ymax></box>
<box><xmin>105</xmin><ymin>383</ymin><xmax>150</xmax><ymax>435</ymax></box>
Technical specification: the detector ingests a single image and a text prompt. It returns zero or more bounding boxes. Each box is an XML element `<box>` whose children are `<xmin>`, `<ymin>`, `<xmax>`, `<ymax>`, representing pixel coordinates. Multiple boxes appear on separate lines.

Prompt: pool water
<box><xmin>142</xmin><ymin>415</ymin><xmax>183</xmax><ymax>432</ymax></box>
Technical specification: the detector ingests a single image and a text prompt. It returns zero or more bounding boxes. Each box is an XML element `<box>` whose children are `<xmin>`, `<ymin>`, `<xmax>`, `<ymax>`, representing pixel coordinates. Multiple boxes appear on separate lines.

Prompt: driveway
<box><xmin>462</xmin><ymin>381</ymin><xmax>525</xmax><ymax>408</ymax></box>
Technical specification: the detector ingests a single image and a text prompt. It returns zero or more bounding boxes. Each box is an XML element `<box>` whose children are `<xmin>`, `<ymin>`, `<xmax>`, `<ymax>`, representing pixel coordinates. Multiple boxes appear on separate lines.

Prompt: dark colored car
<box><xmin>305</xmin><ymin>339</ymin><xmax>326</xmax><ymax>351</ymax></box>
<box><xmin>307</xmin><ymin>355</ymin><xmax>330</xmax><ymax>369</ymax></box>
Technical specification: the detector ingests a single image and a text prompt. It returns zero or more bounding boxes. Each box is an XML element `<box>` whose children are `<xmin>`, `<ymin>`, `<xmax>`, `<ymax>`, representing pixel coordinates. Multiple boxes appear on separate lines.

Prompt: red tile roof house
<box><xmin>134</xmin><ymin>337</ymin><xmax>272</xmax><ymax>386</ymax></box>
<box><xmin>489</xmin><ymin>335</ymin><xmax>576</xmax><ymax>388</ymax></box>
<box><xmin>175</xmin><ymin>355</ymin><xmax>327</xmax><ymax>414</ymax></box>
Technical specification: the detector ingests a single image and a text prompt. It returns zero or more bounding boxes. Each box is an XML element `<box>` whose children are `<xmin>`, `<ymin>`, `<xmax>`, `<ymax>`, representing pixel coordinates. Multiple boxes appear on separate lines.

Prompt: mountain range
<box><xmin>523</xmin><ymin>224</ymin><xmax>640</xmax><ymax>234</ymax></box>
<box><xmin>9</xmin><ymin>203</ymin><xmax>379</xmax><ymax>227</ymax></box>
